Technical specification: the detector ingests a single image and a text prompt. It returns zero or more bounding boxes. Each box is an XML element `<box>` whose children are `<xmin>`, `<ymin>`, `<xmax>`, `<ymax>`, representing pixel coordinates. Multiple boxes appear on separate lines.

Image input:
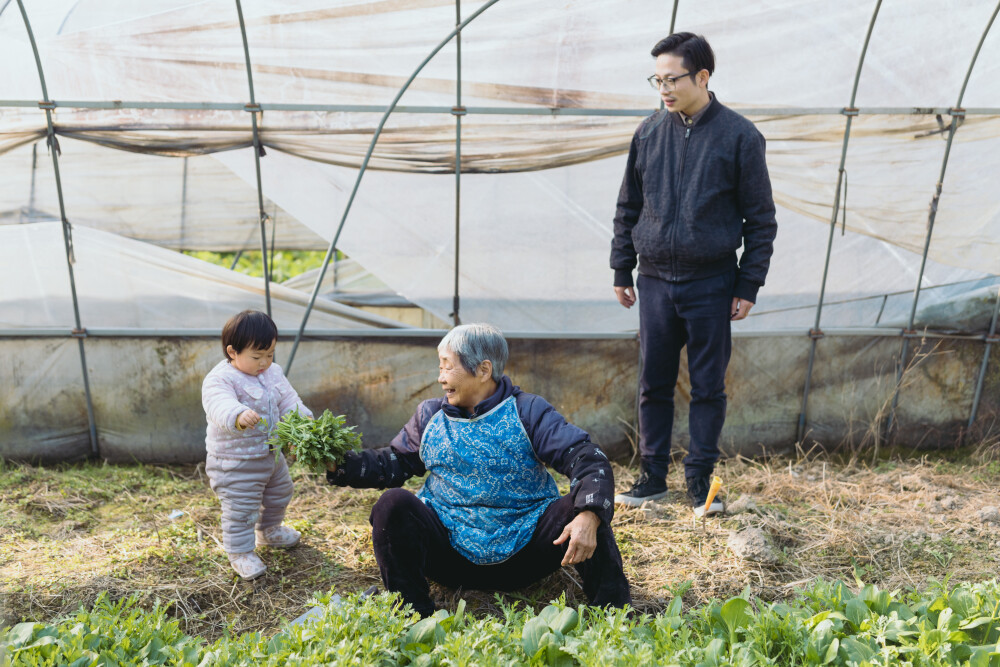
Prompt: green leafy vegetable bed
<box><xmin>5</xmin><ymin>578</ymin><xmax>1000</xmax><ymax>666</ymax></box>
<box><xmin>264</xmin><ymin>410</ymin><xmax>362</xmax><ymax>471</ymax></box>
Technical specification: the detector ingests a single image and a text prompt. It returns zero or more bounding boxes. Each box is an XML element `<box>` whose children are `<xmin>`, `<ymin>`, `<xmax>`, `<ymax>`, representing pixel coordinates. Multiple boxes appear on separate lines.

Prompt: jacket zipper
<box><xmin>670</xmin><ymin>125</ymin><xmax>692</xmax><ymax>278</ymax></box>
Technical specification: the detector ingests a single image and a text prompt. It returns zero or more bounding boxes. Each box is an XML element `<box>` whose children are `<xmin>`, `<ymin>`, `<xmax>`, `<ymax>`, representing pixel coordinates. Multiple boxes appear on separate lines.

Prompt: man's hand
<box><xmin>614</xmin><ymin>286</ymin><xmax>636</xmax><ymax>309</ymax></box>
<box><xmin>553</xmin><ymin>510</ymin><xmax>600</xmax><ymax>566</ymax></box>
<box><xmin>731</xmin><ymin>297</ymin><xmax>754</xmax><ymax>321</ymax></box>
<box><xmin>236</xmin><ymin>409</ymin><xmax>260</xmax><ymax>430</ymax></box>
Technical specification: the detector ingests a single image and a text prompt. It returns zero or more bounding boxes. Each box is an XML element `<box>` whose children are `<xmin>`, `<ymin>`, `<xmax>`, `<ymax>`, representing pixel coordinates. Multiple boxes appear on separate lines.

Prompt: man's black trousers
<box><xmin>369</xmin><ymin>488</ymin><xmax>631</xmax><ymax>616</ymax></box>
<box><xmin>637</xmin><ymin>269</ymin><xmax>734</xmax><ymax>481</ymax></box>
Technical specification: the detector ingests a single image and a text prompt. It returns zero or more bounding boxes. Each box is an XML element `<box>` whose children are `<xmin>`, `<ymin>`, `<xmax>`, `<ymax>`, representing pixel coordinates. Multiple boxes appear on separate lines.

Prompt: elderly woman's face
<box><xmin>438</xmin><ymin>347</ymin><xmax>483</xmax><ymax>410</ymax></box>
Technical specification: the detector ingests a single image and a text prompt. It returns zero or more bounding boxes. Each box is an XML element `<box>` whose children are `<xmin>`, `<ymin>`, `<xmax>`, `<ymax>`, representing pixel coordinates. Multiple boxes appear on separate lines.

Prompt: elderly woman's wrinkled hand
<box><xmin>553</xmin><ymin>510</ymin><xmax>600</xmax><ymax>566</ymax></box>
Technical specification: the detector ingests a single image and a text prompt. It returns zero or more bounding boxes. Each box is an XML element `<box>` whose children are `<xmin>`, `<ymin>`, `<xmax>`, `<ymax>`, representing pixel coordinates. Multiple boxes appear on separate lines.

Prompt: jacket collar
<box><xmin>670</xmin><ymin>91</ymin><xmax>721</xmax><ymax>128</ymax></box>
<box><xmin>441</xmin><ymin>374</ymin><xmax>518</xmax><ymax>419</ymax></box>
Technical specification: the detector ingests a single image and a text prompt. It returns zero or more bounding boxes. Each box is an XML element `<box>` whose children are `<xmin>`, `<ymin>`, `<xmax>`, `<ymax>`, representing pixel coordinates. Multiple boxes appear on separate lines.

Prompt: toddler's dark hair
<box><xmin>221</xmin><ymin>310</ymin><xmax>278</xmax><ymax>360</ymax></box>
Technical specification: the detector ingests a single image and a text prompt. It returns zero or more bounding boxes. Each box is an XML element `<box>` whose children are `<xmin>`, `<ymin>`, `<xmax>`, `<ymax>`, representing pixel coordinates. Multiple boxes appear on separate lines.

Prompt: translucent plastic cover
<box><xmin>1</xmin><ymin>0</ymin><xmax>998</xmax><ymax>333</ymax></box>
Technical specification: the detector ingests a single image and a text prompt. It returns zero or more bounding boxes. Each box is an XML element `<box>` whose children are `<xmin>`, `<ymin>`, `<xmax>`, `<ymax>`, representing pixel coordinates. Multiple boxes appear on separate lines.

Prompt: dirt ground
<box><xmin>3</xmin><ymin>448</ymin><xmax>1000</xmax><ymax>641</ymax></box>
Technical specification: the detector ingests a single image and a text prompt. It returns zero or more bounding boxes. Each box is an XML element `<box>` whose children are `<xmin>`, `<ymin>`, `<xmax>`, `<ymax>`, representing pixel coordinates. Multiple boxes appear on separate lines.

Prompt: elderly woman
<box><xmin>327</xmin><ymin>323</ymin><xmax>630</xmax><ymax>616</ymax></box>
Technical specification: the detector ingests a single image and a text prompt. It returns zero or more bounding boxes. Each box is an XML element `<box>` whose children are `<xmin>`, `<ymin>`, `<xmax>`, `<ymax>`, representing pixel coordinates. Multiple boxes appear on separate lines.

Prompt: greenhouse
<box><xmin>2</xmin><ymin>0</ymin><xmax>999</xmax><ymax>463</ymax></box>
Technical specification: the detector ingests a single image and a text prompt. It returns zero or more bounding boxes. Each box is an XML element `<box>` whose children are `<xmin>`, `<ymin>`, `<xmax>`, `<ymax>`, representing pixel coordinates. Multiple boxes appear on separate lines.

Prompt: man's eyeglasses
<box><xmin>647</xmin><ymin>71</ymin><xmax>698</xmax><ymax>91</ymax></box>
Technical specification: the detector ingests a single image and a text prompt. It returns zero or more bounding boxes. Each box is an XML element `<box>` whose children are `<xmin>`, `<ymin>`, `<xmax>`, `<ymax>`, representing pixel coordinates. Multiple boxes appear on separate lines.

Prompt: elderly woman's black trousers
<box><xmin>368</xmin><ymin>487</ymin><xmax>631</xmax><ymax>617</ymax></box>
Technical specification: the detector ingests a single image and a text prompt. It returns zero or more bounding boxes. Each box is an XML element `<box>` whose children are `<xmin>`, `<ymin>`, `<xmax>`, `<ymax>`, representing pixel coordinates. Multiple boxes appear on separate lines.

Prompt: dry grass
<box><xmin>2</xmin><ymin>451</ymin><xmax>1000</xmax><ymax>641</ymax></box>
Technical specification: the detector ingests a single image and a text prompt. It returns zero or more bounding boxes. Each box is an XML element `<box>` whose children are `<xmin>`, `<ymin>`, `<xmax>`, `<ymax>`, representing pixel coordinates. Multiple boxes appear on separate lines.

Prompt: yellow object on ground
<box><xmin>704</xmin><ymin>476</ymin><xmax>723</xmax><ymax>516</ymax></box>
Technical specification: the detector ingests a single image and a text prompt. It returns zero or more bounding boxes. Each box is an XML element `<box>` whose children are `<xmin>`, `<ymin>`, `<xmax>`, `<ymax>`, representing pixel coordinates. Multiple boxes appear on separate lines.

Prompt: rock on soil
<box><xmin>727</xmin><ymin>527</ymin><xmax>779</xmax><ymax>563</ymax></box>
<box><xmin>726</xmin><ymin>495</ymin><xmax>758</xmax><ymax>515</ymax></box>
<box><xmin>938</xmin><ymin>495</ymin><xmax>961</xmax><ymax>511</ymax></box>
<box><xmin>978</xmin><ymin>506</ymin><xmax>1000</xmax><ymax>524</ymax></box>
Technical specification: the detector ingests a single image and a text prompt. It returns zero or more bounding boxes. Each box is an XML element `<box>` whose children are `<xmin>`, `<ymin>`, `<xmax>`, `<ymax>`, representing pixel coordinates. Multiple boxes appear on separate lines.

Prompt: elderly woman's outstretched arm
<box><xmin>326</xmin><ymin>399</ymin><xmax>441</xmax><ymax>489</ymax></box>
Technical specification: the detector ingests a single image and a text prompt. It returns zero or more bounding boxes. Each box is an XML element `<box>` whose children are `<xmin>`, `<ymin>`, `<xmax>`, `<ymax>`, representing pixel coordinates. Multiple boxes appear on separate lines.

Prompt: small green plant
<box><xmin>265</xmin><ymin>409</ymin><xmax>363</xmax><ymax>471</ymax></box>
<box><xmin>521</xmin><ymin>602</ymin><xmax>581</xmax><ymax>666</ymax></box>
<box><xmin>6</xmin><ymin>580</ymin><xmax>1000</xmax><ymax>666</ymax></box>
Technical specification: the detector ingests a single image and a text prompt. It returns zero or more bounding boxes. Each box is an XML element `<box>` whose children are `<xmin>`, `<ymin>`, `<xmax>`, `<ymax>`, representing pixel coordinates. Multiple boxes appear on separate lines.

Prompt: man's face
<box><xmin>654</xmin><ymin>53</ymin><xmax>707</xmax><ymax>116</ymax></box>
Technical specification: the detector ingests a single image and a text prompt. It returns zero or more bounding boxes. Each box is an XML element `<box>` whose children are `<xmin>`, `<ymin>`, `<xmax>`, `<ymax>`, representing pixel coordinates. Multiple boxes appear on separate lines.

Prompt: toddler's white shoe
<box><xmin>256</xmin><ymin>525</ymin><xmax>301</xmax><ymax>548</ymax></box>
<box><xmin>228</xmin><ymin>551</ymin><xmax>267</xmax><ymax>580</ymax></box>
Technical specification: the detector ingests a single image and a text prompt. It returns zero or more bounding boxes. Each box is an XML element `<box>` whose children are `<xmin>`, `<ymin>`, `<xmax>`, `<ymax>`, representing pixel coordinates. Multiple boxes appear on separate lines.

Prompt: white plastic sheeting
<box><xmin>0</xmin><ymin>222</ymin><xmax>404</xmax><ymax>330</ymax></box>
<box><xmin>215</xmin><ymin>145</ymin><xmax>996</xmax><ymax>332</ymax></box>
<box><xmin>0</xmin><ymin>139</ymin><xmax>326</xmax><ymax>250</ymax></box>
<box><xmin>2</xmin><ymin>0</ymin><xmax>1000</xmax><ymax>461</ymax></box>
<box><xmin>1</xmin><ymin>0</ymin><xmax>999</xmax><ymax>335</ymax></box>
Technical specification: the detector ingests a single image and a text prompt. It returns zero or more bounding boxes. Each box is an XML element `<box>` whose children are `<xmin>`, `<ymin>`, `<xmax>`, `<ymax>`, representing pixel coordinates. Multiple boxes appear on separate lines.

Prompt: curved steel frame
<box><xmin>886</xmin><ymin>1</ymin><xmax>1000</xmax><ymax>438</ymax></box>
<box><xmin>796</xmin><ymin>0</ymin><xmax>882</xmax><ymax>444</ymax></box>
<box><xmin>5</xmin><ymin>1</ymin><xmax>1000</xmax><ymax>451</ymax></box>
<box><xmin>283</xmin><ymin>0</ymin><xmax>502</xmax><ymax>373</ymax></box>
<box><xmin>15</xmin><ymin>0</ymin><xmax>99</xmax><ymax>456</ymax></box>
<box><xmin>968</xmin><ymin>286</ymin><xmax>1000</xmax><ymax>433</ymax></box>
<box><xmin>234</xmin><ymin>0</ymin><xmax>272</xmax><ymax>317</ymax></box>
<box><xmin>453</xmin><ymin>0</ymin><xmax>463</xmax><ymax>327</ymax></box>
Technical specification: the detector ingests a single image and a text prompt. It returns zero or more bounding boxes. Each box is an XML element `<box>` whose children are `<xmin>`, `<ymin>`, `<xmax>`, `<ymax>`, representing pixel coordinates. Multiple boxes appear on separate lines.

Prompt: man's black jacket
<box><xmin>610</xmin><ymin>97</ymin><xmax>777</xmax><ymax>302</ymax></box>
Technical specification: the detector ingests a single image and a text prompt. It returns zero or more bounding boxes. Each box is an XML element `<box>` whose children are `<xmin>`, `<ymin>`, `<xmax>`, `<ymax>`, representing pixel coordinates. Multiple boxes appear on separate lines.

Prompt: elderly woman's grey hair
<box><xmin>438</xmin><ymin>323</ymin><xmax>508</xmax><ymax>382</ymax></box>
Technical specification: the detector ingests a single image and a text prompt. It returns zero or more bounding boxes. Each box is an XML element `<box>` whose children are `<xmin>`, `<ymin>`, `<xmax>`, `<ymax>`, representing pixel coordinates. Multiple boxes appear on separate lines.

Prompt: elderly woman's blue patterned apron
<box><xmin>418</xmin><ymin>395</ymin><xmax>560</xmax><ymax>564</ymax></box>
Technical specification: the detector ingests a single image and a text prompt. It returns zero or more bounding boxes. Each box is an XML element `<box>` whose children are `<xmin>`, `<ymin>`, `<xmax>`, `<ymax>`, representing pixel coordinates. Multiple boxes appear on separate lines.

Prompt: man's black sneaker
<box><xmin>615</xmin><ymin>472</ymin><xmax>668</xmax><ymax>506</ymax></box>
<box><xmin>687</xmin><ymin>475</ymin><xmax>725</xmax><ymax>517</ymax></box>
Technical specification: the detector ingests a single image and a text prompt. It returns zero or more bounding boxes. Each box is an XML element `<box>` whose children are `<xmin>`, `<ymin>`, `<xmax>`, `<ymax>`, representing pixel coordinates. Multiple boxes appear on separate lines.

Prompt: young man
<box><xmin>610</xmin><ymin>33</ymin><xmax>777</xmax><ymax>515</ymax></box>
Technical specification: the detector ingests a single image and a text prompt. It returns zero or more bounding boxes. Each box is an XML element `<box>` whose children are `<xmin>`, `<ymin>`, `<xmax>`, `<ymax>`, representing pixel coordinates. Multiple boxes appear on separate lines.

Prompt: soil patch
<box><xmin>2</xmin><ymin>452</ymin><xmax>1000</xmax><ymax>640</ymax></box>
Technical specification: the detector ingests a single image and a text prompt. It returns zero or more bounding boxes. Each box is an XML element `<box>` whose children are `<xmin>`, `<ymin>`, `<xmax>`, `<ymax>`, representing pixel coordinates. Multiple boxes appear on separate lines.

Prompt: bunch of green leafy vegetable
<box><xmin>263</xmin><ymin>409</ymin><xmax>362</xmax><ymax>470</ymax></box>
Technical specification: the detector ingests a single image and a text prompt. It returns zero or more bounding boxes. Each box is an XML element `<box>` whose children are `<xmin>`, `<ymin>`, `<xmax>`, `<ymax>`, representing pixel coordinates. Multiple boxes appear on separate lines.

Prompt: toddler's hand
<box><xmin>285</xmin><ymin>446</ymin><xmax>297</xmax><ymax>464</ymax></box>
<box><xmin>237</xmin><ymin>409</ymin><xmax>260</xmax><ymax>430</ymax></box>
<box><xmin>326</xmin><ymin>462</ymin><xmax>338</xmax><ymax>473</ymax></box>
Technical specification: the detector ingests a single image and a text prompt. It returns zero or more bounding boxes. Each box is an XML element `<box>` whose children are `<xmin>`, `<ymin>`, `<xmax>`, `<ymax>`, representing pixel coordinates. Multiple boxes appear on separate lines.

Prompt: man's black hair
<box><xmin>221</xmin><ymin>309</ymin><xmax>278</xmax><ymax>360</ymax></box>
<box><xmin>650</xmin><ymin>32</ymin><xmax>715</xmax><ymax>76</ymax></box>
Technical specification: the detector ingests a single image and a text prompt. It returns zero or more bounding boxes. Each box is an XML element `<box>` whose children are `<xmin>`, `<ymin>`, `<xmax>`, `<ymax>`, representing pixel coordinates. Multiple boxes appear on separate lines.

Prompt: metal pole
<box><xmin>0</xmin><ymin>326</ymin><xmax>990</xmax><ymax>341</ymax></box>
<box><xmin>968</xmin><ymin>286</ymin><xmax>1000</xmax><ymax>433</ymax></box>
<box><xmin>887</xmin><ymin>1</ymin><xmax>999</xmax><ymax>436</ymax></box>
<box><xmin>1</xmin><ymin>99</ymin><xmax>999</xmax><ymax>116</ymax></box>
<box><xmin>234</xmin><ymin>0</ymin><xmax>272</xmax><ymax>317</ymax></box>
<box><xmin>15</xmin><ymin>0</ymin><xmax>99</xmax><ymax>457</ymax></box>
<box><xmin>284</xmin><ymin>0</ymin><xmax>502</xmax><ymax>374</ymax></box>
<box><xmin>661</xmin><ymin>0</ymin><xmax>679</xmax><ymax>112</ymax></box>
<box><xmin>333</xmin><ymin>249</ymin><xmax>339</xmax><ymax>289</ymax></box>
<box><xmin>269</xmin><ymin>203</ymin><xmax>278</xmax><ymax>283</ymax></box>
<box><xmin>796</xmin><ymin>0</ymin><xmax>882</xmax><ymax>443</ymax></box>
<box><xmin>452</xmin><ymin>0</ymin><xmax>462</xmax><ymax>327</ymax></box>
<box><xmin>179</xmin><ymin>156</ymin><xmax>188</xmax><ymax>251</ymax></box>
<box><xmin>25</xmin><ymin>141</ymin><xmax>38</xmax><ymax>222</ymax></box>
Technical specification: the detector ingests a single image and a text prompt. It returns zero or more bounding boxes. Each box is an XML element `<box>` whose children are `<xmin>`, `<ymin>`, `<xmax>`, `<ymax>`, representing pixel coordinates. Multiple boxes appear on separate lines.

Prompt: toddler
<box><xmin>202</xmin><ymin>309</ymin><xmax>313</xmax><ymax>580</ymax></box>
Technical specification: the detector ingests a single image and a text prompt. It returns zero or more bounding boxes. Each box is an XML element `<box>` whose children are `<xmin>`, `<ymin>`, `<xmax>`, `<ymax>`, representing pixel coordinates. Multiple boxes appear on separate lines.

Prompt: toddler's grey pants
<box><xmin>206</xmin><ymin>452</ymin><xmax>293</xmax><ymax>554</ymax></box>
